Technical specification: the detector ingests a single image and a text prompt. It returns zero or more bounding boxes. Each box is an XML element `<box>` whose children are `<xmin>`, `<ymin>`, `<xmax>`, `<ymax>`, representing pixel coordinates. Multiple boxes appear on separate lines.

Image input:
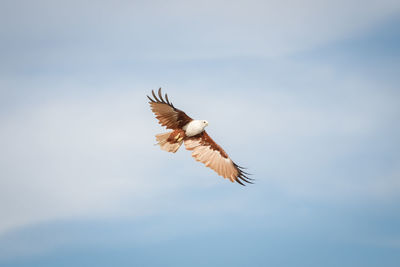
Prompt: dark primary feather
<box><xmin>233</xmin><ymin>162</ymin><xmax>254</xmax><ymax>186</ymax></box>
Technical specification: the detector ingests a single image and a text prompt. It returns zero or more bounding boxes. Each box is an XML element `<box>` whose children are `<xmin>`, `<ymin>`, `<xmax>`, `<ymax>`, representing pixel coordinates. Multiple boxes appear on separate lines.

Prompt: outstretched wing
<box><xmin>184</xmin><ymin>131</ymin><xmax>252</xmax><ymax>185</ymax></box>
<box><xmin>147</xmin><ymin>88</ymin><xmax>193</xmax><ymax>130</ymax></box>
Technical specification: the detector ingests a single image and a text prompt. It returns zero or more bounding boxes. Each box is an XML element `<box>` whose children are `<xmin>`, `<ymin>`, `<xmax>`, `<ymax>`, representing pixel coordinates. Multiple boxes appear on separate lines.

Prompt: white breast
<box><xmin>183</xmin><ymin>120</ymin><xmax>207</xmax><ymax>137</ymax></box>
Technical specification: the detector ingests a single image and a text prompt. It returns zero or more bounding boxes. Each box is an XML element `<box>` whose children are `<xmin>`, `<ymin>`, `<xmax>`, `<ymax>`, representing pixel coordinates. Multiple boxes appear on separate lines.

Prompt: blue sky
<box><xmin>1</xmin><ymin>1</ymin><xmax>400</xmax><ymax>266</ymax></box>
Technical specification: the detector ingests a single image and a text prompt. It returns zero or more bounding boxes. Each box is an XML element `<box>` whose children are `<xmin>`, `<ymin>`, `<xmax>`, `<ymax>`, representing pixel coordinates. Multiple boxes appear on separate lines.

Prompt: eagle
<box><xmin>147</xmin><ymin>88</ymin><xmax>252</xmax><ymax>185</ymax></box>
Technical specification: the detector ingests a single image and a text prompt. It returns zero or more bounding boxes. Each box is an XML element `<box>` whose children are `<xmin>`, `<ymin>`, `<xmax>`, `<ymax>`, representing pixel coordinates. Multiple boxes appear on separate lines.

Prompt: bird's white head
<box><xmin>184</xmin><ymin>119</ymin><xmax>209</xmax><ymax>136</ymax></box>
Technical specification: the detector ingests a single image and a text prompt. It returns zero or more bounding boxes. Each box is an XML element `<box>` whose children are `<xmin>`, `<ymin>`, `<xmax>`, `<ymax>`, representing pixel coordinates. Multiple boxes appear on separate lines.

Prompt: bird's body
<box><xmin>147</xmin><ymin>88</ymin><xmax>252</xmax><ymax>185</ymax></box>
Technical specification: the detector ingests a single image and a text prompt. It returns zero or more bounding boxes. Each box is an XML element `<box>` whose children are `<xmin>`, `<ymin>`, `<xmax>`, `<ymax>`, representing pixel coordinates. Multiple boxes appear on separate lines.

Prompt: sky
<box><xmin>0</xmin><ymin>0</ymin><xmax>400</xmax><ymax>266</ymax></box>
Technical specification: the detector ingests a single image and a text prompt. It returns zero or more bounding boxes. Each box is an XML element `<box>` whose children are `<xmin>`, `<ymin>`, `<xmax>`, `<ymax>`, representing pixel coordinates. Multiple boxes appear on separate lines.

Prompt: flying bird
<box><xmin>147</xmin><ymin>88</ymin><xmax>252</xmax><ymax>185</ymax></box>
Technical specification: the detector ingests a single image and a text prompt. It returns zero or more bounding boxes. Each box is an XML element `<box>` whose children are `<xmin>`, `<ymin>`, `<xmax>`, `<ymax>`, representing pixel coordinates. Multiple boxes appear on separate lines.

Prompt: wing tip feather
<box><xmin>147</xmin><ymin>88</ymin><xmax>175</xmax><ymax>109</ymax></box>
<box><xmin>233</xmin><ymin>162</ymin><xmax>254</xmax><ymax>186</ymax></box>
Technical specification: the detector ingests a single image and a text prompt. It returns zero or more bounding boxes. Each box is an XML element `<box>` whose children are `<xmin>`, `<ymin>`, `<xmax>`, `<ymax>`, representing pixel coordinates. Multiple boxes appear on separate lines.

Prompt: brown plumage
<box><xmin>147</xmin><ymin>88</ymin><xmax>252</xmax><ymax>185</ymax></box>
<box><xmin>147</xmin><ymin>89</ymin><xmax>192</xmax><ymax>129</ymax></box>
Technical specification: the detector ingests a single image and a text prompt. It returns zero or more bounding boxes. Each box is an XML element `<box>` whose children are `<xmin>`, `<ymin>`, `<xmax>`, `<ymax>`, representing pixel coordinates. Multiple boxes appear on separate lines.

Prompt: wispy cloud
<box><xmin>1</xmin><ymin>58</ymin><xmax>399</xmax><ymax>235</ymax></box>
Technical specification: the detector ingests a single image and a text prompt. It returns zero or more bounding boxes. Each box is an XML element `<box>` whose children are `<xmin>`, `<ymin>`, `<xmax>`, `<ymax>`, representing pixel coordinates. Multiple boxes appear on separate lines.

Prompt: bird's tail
<box><xmin>155</xmin><ymin>131</ymin><xmax>184</xmax><ymax>153</ymax></box>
